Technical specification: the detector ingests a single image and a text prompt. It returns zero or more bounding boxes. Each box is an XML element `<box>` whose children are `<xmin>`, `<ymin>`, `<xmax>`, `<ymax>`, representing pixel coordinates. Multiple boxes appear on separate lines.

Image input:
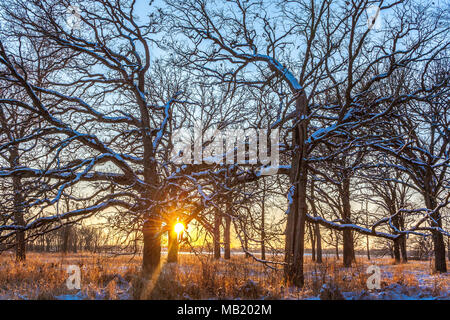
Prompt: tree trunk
<box><xmin>366</xmin><ymin>235</ymin><xmax>371</xmax><ymax>260</ymax></box>
<box><xmin>15</xmin><ymin>228</ymin><xmax>26</xmax><ymax>261</ymax></box>
<box><xmin>244</xmin><ymin>235</ymin><xmax>250</xmax><ymax>258</ymax></box>
<box><xmin>400</xmin><ymin>236</ymin><xmax>408</xmax><ymax>262</ymax></box>
<box><xmin>341</xmin><ymin>174</ymin><xmax>355</xmax><ymax>267</ymax></box>
<box><xmin>243</xmin><ymin>223</ymin><xmax>250</xmax><ymax>258</ymax></box>
<box><xmin>391</xmin><ymin>210</ymin><xmax>402</xmax><ymax>264</ymax></box>
<box><xmin>309</xmin><ymin>223</ymin><xmax>316</xmax><ymax>262</ymax></box>
<box><xmin>392</xmin><ymin>212</ymin><xmax>400</xmax><ymax>263</ymax></box>
<box><xmin>399</xmin><ymin>215</ymin><xmax>408</xmax><ymax>262</ymax></box>
<box><xmin>141</xmin><ymin>102</ymin><xmax>161</xmax><ymax>275</ymax></box>
<box><xmin>167</xmin><ymin>225</ymin><xmax>178</xmax><ymax>263</ymax></box>
<box><xmin>285</xmin><ymin>169</ymin><xmax>307</xmax><ymax>285</ymax></box>
<box><xmin>284</xmin><ymin>90</ymin><xmax>308</xmax><ymax>287</ymax></box>
<box><xmin>315</xmin><ymin>223</ymin><xmax>322</xmax><ymax>263</ymax></box>
<box><xmin>343</xmin><ymin>230</ymin><xmax>354</xmax><ymax>267</ymax></box>
<box><xmin>11</xmin><ymin>148</ymin><xmax>26</xmax><ymax>262</ymax></box>
<box><xmin>335</xmin><ymin>230</ymin><xmax>340</xmax><ymax>259</ymax></box>
<box><xmin>62</xmin><ymin>225</ymin><xmax>70</xmax><ymax>254</ymax></box>
<box><xmin>73</xmin><ymin>232</ymin><xmax>78</xmax><ymax>253</ymax></box>
<box><xmin>224</xmin><ymin>215</ymin><xmax>231</xmax><ymax>260</ymax></box>
<box><xmin>432</xmin><ymin>230</ymin><xmax>447</xmax><ymax>272</ymax></box>
<box><xmin>393</xmin><ymin>238</ymin><xmax>401</xmax><ymax>264</ymax></box>
<box><xmin>285</xmin><ymin>179</ymin><xmax>307</xmax><ymax>287</ymax></box>
<box><xmin>142</xmin><ymin>218</ymin><xmax>161</xmax><ymax>275</ymax></box>
<box><xmin>213</xmin><ymin>212</ymin><xmax>221</xmax><ymax>259</ymax></box>
<box><xmin>309</xmin><ymin>182</ymin><xmax>322</xmax><ymax>263</ymax></box>
<box><xmin>425</xmin><ymin>194</ymin><xmax>447</xmax><ymax>273</ymax></box>
<box><xmin>45</xmin><ymin>237</ymin><xmax>51</xmax><ymax>252</ymax></box>
<box><xmin>285</xmin><ymin>95</ymin><xmax>308</xmax><ymax>287</ymax></box>
<box><xmin>447</xmin><ymin>236</ymin><xmax>450</xmax><ymax>261</ymax></box>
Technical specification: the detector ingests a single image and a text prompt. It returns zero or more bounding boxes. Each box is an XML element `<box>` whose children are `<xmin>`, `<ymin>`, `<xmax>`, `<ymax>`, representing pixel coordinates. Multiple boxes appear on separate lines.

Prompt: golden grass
<box><xmin>0</xmin><ymin>251</ymin><xmax>448</xmax><ymax>300</ymax></box>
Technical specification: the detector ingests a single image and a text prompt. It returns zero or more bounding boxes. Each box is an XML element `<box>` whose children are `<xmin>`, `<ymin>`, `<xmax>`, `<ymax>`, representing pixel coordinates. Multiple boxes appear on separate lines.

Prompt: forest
<box><xmin>0</xmin><ymin>0</ymin><xmax>448</xmax><ymax>301</ymax></box>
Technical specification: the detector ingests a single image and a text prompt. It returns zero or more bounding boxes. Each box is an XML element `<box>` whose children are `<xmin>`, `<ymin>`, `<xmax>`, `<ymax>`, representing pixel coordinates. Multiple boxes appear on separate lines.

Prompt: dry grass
<box><xmin>0</xmin><ymin>251</ymin><xmax>448</xmax><ymax>300</ymax></box>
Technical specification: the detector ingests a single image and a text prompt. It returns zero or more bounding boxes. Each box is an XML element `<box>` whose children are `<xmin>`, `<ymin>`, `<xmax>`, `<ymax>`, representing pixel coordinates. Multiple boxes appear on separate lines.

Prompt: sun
<box><xmin>174</xmin><ymin>222</ymin><xmax>185</xmax><ymax>235</ymax></box>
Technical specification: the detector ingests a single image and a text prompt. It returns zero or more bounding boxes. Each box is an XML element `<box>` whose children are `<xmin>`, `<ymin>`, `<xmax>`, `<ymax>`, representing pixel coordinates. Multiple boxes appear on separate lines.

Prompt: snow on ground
<box><xmin>55</xmin><ymin>293</ymin><xmax>85</xmax><ymax>300</ymax></box>
<box><xmin>341</xmin><ymin>284</ymin><xmax>449</xmax><ymax>300</ymax></box>
<box><xmin>307</xmin><ymin>261</ymin><xmax>450</xmax><ymax>300</ymax></box>
<box><xmin>1</xmin><ymin>252</ymin><xmax>448</xmax><ymax>300</ymax></box>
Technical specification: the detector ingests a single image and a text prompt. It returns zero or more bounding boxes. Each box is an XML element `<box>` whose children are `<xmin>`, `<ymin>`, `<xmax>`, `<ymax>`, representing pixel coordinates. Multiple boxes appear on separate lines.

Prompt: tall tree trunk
<box><xmin>73</xmin><ymin>232</ymin><xmax>78</xmax><ymax>253</ymax></box>
<box><xmin>392</xmin><ymin>213</ymin><xmax>401</xmax><ymax>263</ymax></box>
<box><xmin>241</xmin><ymin>216</ymin><xmax>250</xmax><ymax>258</ymax></box>
<box><xmin>315</xmin><ymin>224</ymin><xmax>322</xmax><ymax>263</ymax></box>
<box><xmin>224</xmin><ymin>214</ymin><xmax>231</xmax><ymax>260</ymax></box>
<box><xmin>365</xmin><ymin>201</ymin><xmax>370</xmax><ymax>260</ymax></box>
<box><xmin>167</xmin><ymin>225</ymin><xmax>178</xmax><ymax>263</ymax></box>
<box><xmin>335</xmin><ymin>230</ymin><xmax>340</xmax><ymax>259</ymax></box>
<box><xmin>342</xmin><ymin>230</ymin><xmax>354</xmax><ymax>266</ymax></box>
<box><xmin>341</xmin><ymin>174</ymin><xmax>355</xmax><ymax>267</ymax></box>
<box><xmin>400</xmin><ymin>236</ymin><xmax>408</xmax><ymax>262</ymax></box>
<box><xmin>244</xmin><ymin>231</ymin><xmax>250</xmax><ymax>258</ymax></box>
<box><xmin>309</xmin><ymin>223</ymin><xmax>316</xmax><ymax>262</ymax></box>
<box><xmin>214</xmin><ymin>212</ymin><xmax>221</xmax><ymax>259</ymax></box>
<box><xmin>15</xmin><ymin>226</ymin><xmax>26</xmax><ymax>261</ymax></box>
<box><xmin>284</xmin><ymin>90</ymin><xmax>308</xmax><ymax>287</ymax></box>
<box><xmin>399</xmin><ymin>216</ymin><xmax>408</xmax><ymax>262</ymax></box>
<box><xmin>285</xmin><ymin>178</ymin><xmax>307</xmax><ymax>287</ymax></box>
<box><xmin>447</xmin><ymin>236</ymin><xmax>450</xmax><ymax>261</ymax></box>
<box><xmin>141</xmin><ymin>101</ymin><xmax>161</xmax><ymax>275</ymax></box>
<box><xmin>432</xmin><ymin>229</ymin><xmax>447</xmax><ymax>272</ymax></box>
<box><xmin>10</xmin><ymin>148</ymin><xmax>26</xmax><ymax>261</ymax></box>
<box><xmin>142</xmin><ymin>218</ymin><xmax>161</xmax><ymax>275</ymax></box>
<box><xmin>62</xmin><ymin>225</ymin><xmax>70</xmax><ymax>254</ymax></box>
<box><xmin>393</xmin><ymin>238</ymin><xmax>401</xmax><ymax>264</ymax></box>
<box><xmin>424</xmin><ymin>194</ymin><xmax>447</xmax><ymax>272</ymax></box>
<box><xmin>309</xmin><ymin>182</ymin><xmax>322</xmax><ymax>263</ymax></box>
<box><xmin>45</xmin><ymin>237</ymin><xmax>51</xmax><ymax>252</ymax></box>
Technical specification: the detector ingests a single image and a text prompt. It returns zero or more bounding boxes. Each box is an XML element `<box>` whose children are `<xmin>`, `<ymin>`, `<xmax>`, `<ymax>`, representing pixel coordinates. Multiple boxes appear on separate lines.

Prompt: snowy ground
<box><xmin>0</xmin><ymin>253</ymin><xmax>448</xmax><ymax>300</ymax></box>
<box><xmin>304</xmin><ymin>262</ymin><xmax>450</xmax><ymax>300</ymax></box>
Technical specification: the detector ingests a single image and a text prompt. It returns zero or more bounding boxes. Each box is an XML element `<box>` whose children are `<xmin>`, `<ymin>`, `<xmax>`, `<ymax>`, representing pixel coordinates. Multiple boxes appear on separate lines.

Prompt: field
<box><xmin>0</xmin><ymin>252</ymin><xmax>448</xmax><ymax>300</ymax></box>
